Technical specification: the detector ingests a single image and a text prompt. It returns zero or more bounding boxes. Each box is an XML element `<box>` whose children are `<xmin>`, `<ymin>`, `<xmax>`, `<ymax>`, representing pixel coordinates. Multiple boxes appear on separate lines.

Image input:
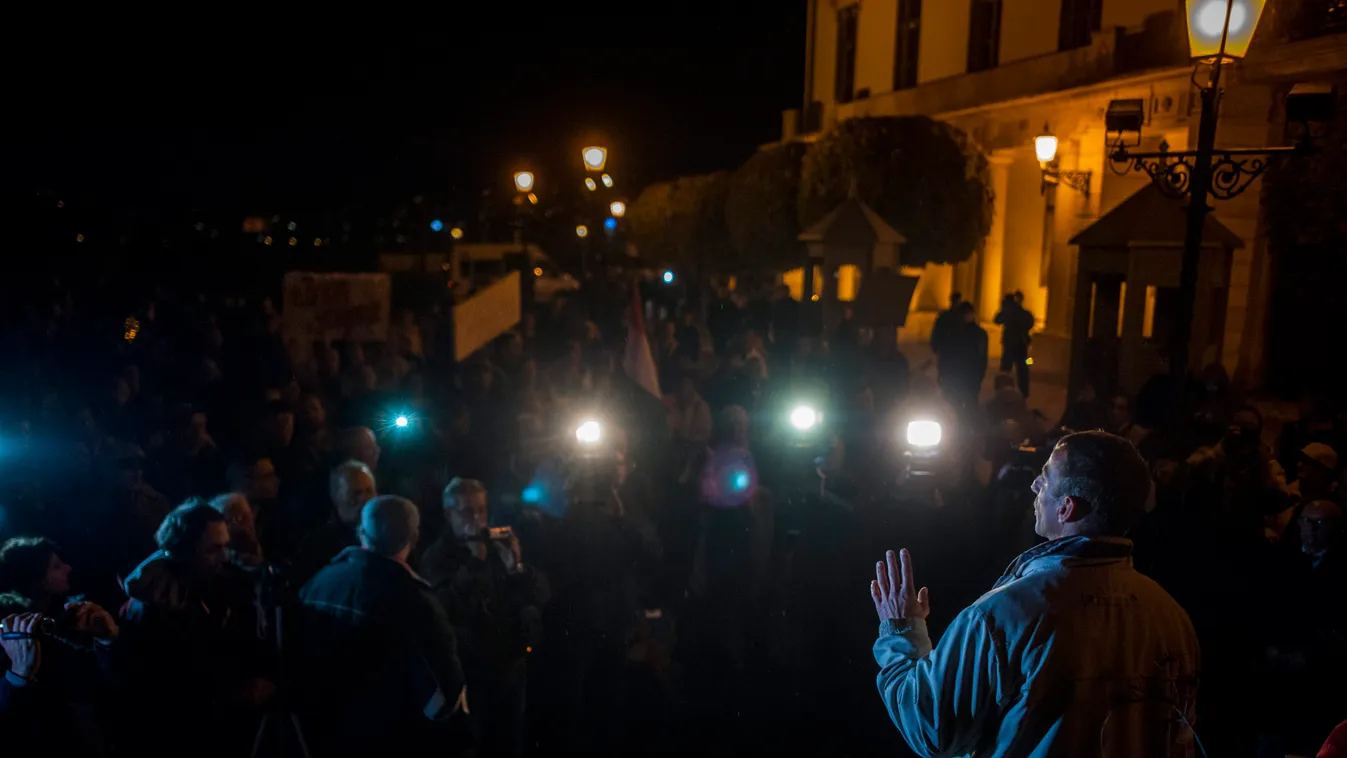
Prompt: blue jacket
<box><xmin>874</xmin><ymin>536</ymin><xmax>1200</xmax><ymax>758</ymax></box>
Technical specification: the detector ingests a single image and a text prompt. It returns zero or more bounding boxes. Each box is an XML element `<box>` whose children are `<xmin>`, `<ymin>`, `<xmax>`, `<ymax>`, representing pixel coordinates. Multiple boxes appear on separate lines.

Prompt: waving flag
<box><xmin>623</xmin><ymin>279</ymin><xmax>662</xmax><ymax>399</ymax></box>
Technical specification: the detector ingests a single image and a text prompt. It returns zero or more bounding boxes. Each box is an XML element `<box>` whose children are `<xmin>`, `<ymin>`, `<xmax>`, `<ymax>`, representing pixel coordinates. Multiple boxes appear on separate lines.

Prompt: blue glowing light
<box><xmin>521</xmin><ymin>485</ymin><xmax>543</xmax><ymax>504</ymax></box>
<box><xmin>395</xmin><ymin>415</ymin><xmax>409</xmax><ymax>428</ymax></box>
<box><xmin>731</xmin><ymin>471</ymin><xmax>751</xmax><ymax>492</ymax></box>
<box><xmin>429</xmin><ymin>219</ymin><xmax>444</xmax><ymax>232</ymax></box>
<box><xmin>604</xmin><ymin>217</ymin><xmax>618</xmax><ymax>230</ymax></box>
<box><xmin>662</xmin><ymin>270</ymin><xmax>674</xmax><ymax>284</ymax></box>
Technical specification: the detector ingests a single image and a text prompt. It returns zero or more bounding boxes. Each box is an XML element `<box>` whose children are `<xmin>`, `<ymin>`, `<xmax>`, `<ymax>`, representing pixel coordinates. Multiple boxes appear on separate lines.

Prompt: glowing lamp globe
<box><xmin>449</xmin><ymin>227</ymin><xmax>465</xmax><ymax>240</ymax></box>
<box><xmin>1186</xmin><ymin>0</ymin><xmax>1266</xmax><ymax>60</ymax></box>
<box><xmin>513</xmin><ymin>171</ymin><xmax>535</xmax><ymax>193</ymax></box>
<box><xmin>1034</xmin><ymin>130</ymin><xmax>1059</xmax><ymax>166</ymax></box>
<box><xmin>575</xmin><ymin>225</ymin><xmax>589</xmax><ymax>238</ymax></box>
<box><xmin>585</xmin><ymin>177</ymin><xmax>598</xmax><ymax>191</ymax></box>
<box><xmin>609</xmin><ymin>200</ymin><xmax>626</xmax><ymax>218</ymax></box>
<box><xmin>581</xmin><ymin>146</ymin><xmax>608</xmax><ymax>172</ymax></box>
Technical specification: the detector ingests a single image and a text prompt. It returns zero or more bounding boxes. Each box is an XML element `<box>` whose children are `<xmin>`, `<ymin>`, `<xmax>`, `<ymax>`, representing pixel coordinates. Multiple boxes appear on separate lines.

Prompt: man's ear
<box><xmin>1058</xmin><ymin>495</ymin><xmax>1086</xmax><ymax>524</ymax></box>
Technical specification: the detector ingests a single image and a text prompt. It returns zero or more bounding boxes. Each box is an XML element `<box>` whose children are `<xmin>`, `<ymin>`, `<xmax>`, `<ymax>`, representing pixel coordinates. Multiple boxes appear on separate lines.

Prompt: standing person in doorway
<box><xmin>995</xmin><ymin>291</ymin><xmax>1035</xmax><ymax>398</ymax></box>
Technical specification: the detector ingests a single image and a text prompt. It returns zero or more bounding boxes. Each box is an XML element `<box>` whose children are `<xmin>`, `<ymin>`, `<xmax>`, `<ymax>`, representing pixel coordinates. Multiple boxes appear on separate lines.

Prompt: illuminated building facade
<box><xmin>786</xmin><ymin>0</ymin><xmax>1346</xmax><ymax>388</ymax></box>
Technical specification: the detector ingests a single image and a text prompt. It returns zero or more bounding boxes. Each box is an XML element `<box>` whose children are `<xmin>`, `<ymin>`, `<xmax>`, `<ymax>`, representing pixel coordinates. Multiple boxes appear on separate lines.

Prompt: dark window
<box><xmin>835</xmin><ymin>4</ymin><xmax>860</xmax><ymax>103</ymax></box>
<box><xmin>967</xmin><ymin>0</ymin><xmax>1003</xmax><ymax>73</ymax></box>
<box><xmin>893</xmin><ymin>0</ymin><xmax>922</xmax><ymax>90</ymax></box>
<box><xmin>1058</xmin><ymin>0</ymin><xmax>1103</xmax><ymax>51</ymax></box>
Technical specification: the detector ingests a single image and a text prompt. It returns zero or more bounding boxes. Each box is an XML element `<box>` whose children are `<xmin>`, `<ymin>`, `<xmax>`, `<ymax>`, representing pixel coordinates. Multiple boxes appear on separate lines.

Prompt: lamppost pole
<box><xmin>1172</xmin><ymin>59</ymin><xmax>1223</xmax><ymax>382</ymax></box>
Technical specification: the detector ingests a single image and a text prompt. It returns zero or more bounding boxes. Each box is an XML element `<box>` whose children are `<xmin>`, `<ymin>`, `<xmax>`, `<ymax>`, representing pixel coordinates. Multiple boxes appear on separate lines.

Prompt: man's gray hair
<box><xmin>1051</xmin><ymin>430</ymin><xmax>1152</xmax><ymax>536</ymax></box>
<box><xmin>329</xmin><ymin>459</ymin><xmax>375</xmax><ymax>500</ymax></box>
<box><xmin>359</xmin><ymin>495</ymin><xmax>420</xmax><ymax>556</ymax></box>
<box><xmin>442</xmin><ymin>477</ymin><xmax>486</xmax><ymax>510</ymax></box>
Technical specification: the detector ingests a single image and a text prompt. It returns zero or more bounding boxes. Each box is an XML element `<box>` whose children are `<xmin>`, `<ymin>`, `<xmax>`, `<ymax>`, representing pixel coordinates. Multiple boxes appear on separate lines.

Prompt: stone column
<box><xmin>978</xmin><ymin>151</ymin><xmax>1015</xmax><ymax>322</ymax></box>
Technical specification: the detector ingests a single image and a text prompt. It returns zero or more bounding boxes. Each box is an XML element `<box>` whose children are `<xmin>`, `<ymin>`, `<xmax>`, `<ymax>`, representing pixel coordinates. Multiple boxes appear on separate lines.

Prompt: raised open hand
<box><xmin>871</xmin><ymin>549</ymin><xmax>930</xmax><ymax>623</ymax></box>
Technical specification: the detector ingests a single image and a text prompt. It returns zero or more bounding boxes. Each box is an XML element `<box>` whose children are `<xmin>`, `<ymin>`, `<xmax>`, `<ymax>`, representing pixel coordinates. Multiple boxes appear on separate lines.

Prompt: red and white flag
<box><xmin>623</xmin><ymin>279</ymin><xmax>662</xmax><ymax>399</ymax></box>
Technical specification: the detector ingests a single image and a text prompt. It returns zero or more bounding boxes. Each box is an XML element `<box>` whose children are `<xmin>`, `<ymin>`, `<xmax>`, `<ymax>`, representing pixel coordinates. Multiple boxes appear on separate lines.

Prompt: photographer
<box><xmin>118</xmin><ymin>500</ymin><xmax>270</xmax><ymax>756</ymax></box>
<box><xmin>421</xmin><ymin>478</ymin><xmax>549</xmax><ymax>758</ymax></box>
<box><xmin>1186</xmin><ymin>405</ymin><xmax>1292</xmax><ymax>541</ymax></box>
<box><xmin>1</xmin><ymin>597</ymin><xmax>121</xmax><ymax>752</ymax></box>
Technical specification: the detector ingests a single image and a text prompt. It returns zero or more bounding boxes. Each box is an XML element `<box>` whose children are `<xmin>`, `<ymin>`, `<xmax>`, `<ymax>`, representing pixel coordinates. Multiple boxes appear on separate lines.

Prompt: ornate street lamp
<box><xmin>1034</xmin><ymin>124</ymin><xmax>1092</xmax><ymax>196</ymax></box>
<box><xmin>581</xmin><ymin>146</ymin><xmax>608</xmax><ymax>172</ymax></box>
<box><xmin>1104</xmin><ymin>0</ymin><xmax>1308</xmax><ymax>382</ymax></box>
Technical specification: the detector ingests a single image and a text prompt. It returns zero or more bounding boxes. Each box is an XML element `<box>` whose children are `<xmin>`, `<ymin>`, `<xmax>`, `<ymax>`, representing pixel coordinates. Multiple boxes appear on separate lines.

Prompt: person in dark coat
<box><xmin>938</xmin><ymin>302</ymin><xmax>988</xmax><ymax>421</ymax></box>
<box><xmin>420</xmin><ymin>479</ymin><xmax>548</xmax><ymax>758</ymax></box>
<box><xmin>994</xmin><ymin>291</ymin><xmax>1035</xmax><ymax>398</ymax></box>
<box><xmin>297</xmin><ymin>495</ymin><xmax>465</xmax><ymax>757</ymax></box>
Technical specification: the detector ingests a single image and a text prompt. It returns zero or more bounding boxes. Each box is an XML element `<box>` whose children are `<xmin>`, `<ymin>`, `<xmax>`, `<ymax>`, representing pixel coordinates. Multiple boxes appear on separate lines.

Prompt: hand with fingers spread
<box><xmin>871</xmin><ymin>549</ymin><xmax>930</xmax><ymax>623</ymax></box>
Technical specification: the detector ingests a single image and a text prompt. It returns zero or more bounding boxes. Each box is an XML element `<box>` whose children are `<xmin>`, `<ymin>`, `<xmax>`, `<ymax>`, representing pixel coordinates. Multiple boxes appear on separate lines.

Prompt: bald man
<box><xmin>299</xmin><ymin>495</ymin><xmax>465</xmax><ymax>754</ymax></box>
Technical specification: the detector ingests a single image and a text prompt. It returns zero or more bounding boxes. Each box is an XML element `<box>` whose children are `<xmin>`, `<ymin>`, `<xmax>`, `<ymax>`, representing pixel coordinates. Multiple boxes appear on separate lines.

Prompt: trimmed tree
<box><xmin>724</xmin><ymin>141</ymin><xmax>809</xmax><ymax>271</ymax></box>
<box><xmin>798</xmin><ymin>115</ymin><xmax>993</xmax><ymax>267</ymax></box>
<box><xmin>628</xmin><ymin>171</ymin><xmax>733</xmax><ymax>270</ymax></box>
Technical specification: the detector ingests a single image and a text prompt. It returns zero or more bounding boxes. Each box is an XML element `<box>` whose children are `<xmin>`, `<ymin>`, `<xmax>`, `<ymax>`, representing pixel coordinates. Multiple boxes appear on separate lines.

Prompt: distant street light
<box><xmin>581</xmin><ymin>146</ymin><xmax>608</xmax><ymax>172</ymax></box>
<box><xmin>449</xmin><ymin>227</ymin><xmax>464</xmax><ymax>240</ymax></box>
<box><xmin>609</xmin><ymin>200</ymin><xmax>626</xmax><ymax>218</ymax></box>
<box><xmin>1033</xmin><ymin>124</ymin><xmax>1091</xmax><ymax>196</ymax></box>
<box><xmin>513</xmin><ymin>171</ymin><xmax>535</xmax><ymax>193</ymax></box>
<box><xmin>585</xmin><ymin>177</ymin><xmax>598</xmax><ymax>191</ymax></box>
<box><xmin>575</xmin><ymin>225</ymin><xmax>589</xmax><ymax>238</ymax></box>
<box><xmin>601</xmin><ymin>173</ymin><xmax>614</xmax><ymax>188</ymax></box>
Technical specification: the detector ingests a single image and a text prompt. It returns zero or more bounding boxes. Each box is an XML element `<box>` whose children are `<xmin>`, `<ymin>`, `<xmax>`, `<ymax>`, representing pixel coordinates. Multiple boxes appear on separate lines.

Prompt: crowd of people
<box><xmin>0</xmin><ymin>274</ymin><xmax>1343</xmax><ymax>757</ymax></box>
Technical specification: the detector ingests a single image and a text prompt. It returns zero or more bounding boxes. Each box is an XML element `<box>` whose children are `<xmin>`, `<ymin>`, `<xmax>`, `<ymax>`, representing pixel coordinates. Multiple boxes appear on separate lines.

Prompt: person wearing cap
<box><xmin>1267</xmin><ymin>443</ymin><xmax>1341</xmax><ymax>544</ymax></box>
<box><xmin>297</xmin><ymin>495</ymin><xmax>465</xmax><ymax>756</ymax></box>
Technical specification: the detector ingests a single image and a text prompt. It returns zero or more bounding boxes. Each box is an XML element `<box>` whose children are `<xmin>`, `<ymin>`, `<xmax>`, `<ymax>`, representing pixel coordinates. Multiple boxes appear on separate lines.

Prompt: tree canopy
<box><xmin>723</xmin><ymin>141</ymin><xmax>809</xmax><ymax>270</ymax></box>
<box><xmin>798</xmin><ymin>116</ymin><xmax>993</xmax><ymax>267</ymax></box>
<box><xmin>627</xmin><ymin>171</ymin><xmax>732</xmax><ymax>269</ymax></box>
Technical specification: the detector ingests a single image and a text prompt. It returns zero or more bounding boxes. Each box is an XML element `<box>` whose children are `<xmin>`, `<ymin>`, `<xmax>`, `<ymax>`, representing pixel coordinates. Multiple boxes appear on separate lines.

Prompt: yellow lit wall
<box><xmin>1000</xmin><ymin>0</ymin><xmax>1061</xmax><ymax>65</ymax></box>
<box><xmin>856</xmin><ymin>0</ymin><xmax>898</xmax><ymax>94</ymax></box>
<box><xmin>837</xmin><ymin>265</ymin><xmax>860</xmax><ymax>301</ymax></box>
<box><xmin>1101</xmin><ymin>0</ymin><xmax>1178</xmax><ymax>33</ymax></box>
<box><xmin>918</xmin><ymin>0</ymin><xmax>971</xmax><ymax>83</ymax></box>
<box><xmin>783</xmin><ymin>266</ymin><xmax>824</xmax><ymax>301</ymax></box>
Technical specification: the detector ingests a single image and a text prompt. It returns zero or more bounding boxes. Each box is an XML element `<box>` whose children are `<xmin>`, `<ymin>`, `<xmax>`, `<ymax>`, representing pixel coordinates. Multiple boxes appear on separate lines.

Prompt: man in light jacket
<box><xmin>871</xmin><ymin>430</ymin><xmax>1200</xmax><ymax>757</ymax></box>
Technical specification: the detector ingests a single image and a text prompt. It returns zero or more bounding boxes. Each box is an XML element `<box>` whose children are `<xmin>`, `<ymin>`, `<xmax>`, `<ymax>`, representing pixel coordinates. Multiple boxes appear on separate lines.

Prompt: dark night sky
<box><xmin>10</xmin><ymin>3</ymin><xmax>806</xmax><ymax>222</ymax></box>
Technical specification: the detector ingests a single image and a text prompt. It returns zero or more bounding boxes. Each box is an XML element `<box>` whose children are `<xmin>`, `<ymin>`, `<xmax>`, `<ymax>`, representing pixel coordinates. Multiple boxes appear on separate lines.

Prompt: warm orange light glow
<box><xmin>313</xmin><ymin>238</ymin><xmax>322</xmax><ymax>247</ymax></box>
<box><xmin>575</xmin><ymin>225</ymin><xmax>589</xmax><ymax>238</ymax></box>
<box><xmin>585</xmin><ymin>177</ymin><xmax>598</xmax><ymax>191</ymax></box>
<box><xmin>609</xmin><ymin>200</ymin><xmax>626</xmax><ymax>218</ymax></box>
<box><xmin>513</xmin><ymin>171</ymin><xmax>535</xmax><ymax>193</ymax></box>
<box><xmin>449</xmin><ymin>227</ymin><xmax>464</xmax><ymax>240</ymax></box>
<box><xmin>533</xmin><ymin>267</ymin><xmax>544</xmax><ymax>277</ymax></box>
<box><xmin>1034</xmin><ymin>130</ymin><xmax>1059</xmax><ymax>166</ymax></box>
<box><xmin>581</xmin><ymin>146</ymin><xmax>607</xmax><ymax>171</ymax></box>
<box><xmin>1186</xmin><ymin>0</ymin><xmax>1267</xmax><ymax>60</ymax></box>
<box><xmin>264</xmin><ymin>236</ymin><xmax>273</xmax><ymax>245</ymax></box>
<box><xmin>288</xmin><ymin>237</ymin><xmax>298</xmax><ymax>246</ymax></box>
<box><xmin>600</xmin><ymin>173</ymin><xmax>614</xmax><ymax>188</ymax></box>
<box><xmin>527</xmin><ymin>193</ymin><xmax>538</xmax><ymax>205</ymax></box>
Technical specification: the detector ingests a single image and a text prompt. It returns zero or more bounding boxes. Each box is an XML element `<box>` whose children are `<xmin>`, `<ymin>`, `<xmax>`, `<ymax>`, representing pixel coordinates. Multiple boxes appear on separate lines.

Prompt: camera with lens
<box><xmin>0</xmin><ymin>615</ymin><xmax>56</xmax><ymax>640</ymax></box>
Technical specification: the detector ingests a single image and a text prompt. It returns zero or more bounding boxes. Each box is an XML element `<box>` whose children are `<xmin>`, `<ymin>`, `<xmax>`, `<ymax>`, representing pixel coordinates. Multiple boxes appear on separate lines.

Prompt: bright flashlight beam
<box><xmin>395</xmin><ymin>415</ymin><xmax>410</xmax><ymax>428</ymax></box>
<box><xmin>906</xmin><ymin>420</ymin><xmax>942</xmax><ymax>448</ymax></box>
<box><xmin>789</xmin><ymin>405</ymin><xmax>818</xmax><ymax>431</ymax></box>
<box><xmin>575</xmin><ymin>420</ymin><xmax>602</xmax><ymax>444</ymax></box>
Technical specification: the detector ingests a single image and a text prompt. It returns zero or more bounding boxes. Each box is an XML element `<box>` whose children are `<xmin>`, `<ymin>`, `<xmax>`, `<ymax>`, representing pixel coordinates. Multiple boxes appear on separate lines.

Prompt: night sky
<box><xmin>10</xmin><ymin>3</ymin><xmax>806</xmax><ymax>223</ymax></box>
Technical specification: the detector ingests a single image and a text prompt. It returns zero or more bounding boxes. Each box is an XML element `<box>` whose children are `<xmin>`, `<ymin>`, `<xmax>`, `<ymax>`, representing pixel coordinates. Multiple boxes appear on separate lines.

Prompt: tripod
<box><xmin>252</xmin><ymin>576</ymin><xmax>312</xmax><ymax>758</ymax></box>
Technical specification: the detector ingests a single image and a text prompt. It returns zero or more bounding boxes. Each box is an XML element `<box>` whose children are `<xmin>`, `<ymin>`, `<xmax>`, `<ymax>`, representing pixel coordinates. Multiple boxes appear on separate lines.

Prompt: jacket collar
<box><xmin>333</xmin><ymin>546</ymin><xmax>431</xmax><ymax>588</ymax></box>
<box><xmin>993</xmin><ymin>535</ymin><xmax>1133</xmax><ymax>590</ymax></box>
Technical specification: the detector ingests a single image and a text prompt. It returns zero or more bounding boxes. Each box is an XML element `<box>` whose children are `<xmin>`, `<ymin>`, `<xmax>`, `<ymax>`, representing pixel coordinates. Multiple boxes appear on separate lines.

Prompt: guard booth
<box><xmin>1067</xmin><ymin>184</ymin><xmax>1244</xmax><ymax>399</ymax></box>
<box><xmin>797</xmin><ymin>192</ymin><xmax>917</xmax><ymax>335</ymax></box>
